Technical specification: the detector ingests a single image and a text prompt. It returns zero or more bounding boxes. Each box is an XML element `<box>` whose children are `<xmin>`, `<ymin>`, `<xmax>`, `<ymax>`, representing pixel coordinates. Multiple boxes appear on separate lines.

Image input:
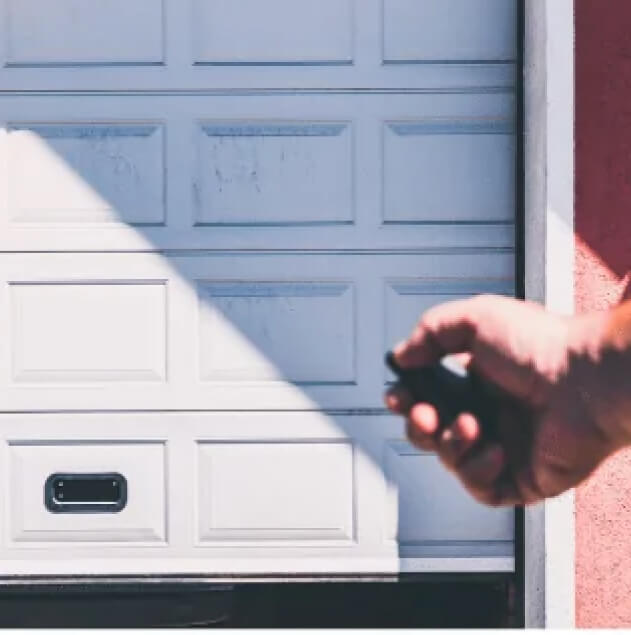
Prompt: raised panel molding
<box><xmin>8</xmin><ymin>123</ymin><xmax>166</xmax><ymax>225</ymax></box>
<box><xmin>5</xmin><ymin>0</ymin><xmax>165</xmax><ymax>66</ymax></box>
<box><xmin>198</xmin><ymin>281</ymin><xmax>356</xmax><ymax>384</ymax></box>
<box><xmin>195</xmin><ymin>122</ymin><xmax>353</xmax><ymax>226</ymax></box>
<box><xmin>10</xmin><ymin>282</ymin><xmax>167</xmax><ymax>383</ymax></box>
<box><xmin>192</xmin><ymin>0</ymin><xmax>354</xmax><ymax>65</ymax></box>
<box><xmin>387</xmin><ymin>120</ymin><xmax>514</xmax><ymax>136</ymax></box>
<box><xmin>386</xmin><ymin>278</ymin><xmax>515</xmax><ymax>297</ymax></box>
<box><xmin>197</xmin><ymin>440</ymin><xmax>355</xmax><ymax>544</ymax></box>
<box><xmin>383</xmin><ymin>119</ymin><xmax>515</xmax><ymax>224</ymax></box>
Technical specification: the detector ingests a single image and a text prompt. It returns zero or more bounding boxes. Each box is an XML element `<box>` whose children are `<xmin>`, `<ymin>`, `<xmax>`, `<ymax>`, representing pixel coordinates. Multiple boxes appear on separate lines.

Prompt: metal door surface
<box><xmin>0</xmin><ymin>0</ymin><xmax>517</xmax><ymax>576</ymax></box>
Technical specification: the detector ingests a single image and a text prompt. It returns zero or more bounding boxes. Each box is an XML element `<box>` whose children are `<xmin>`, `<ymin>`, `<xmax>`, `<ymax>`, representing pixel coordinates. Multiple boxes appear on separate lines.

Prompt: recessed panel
<box><xmin>8</xmin><ymin>124</ymin><xmax>165</xmax><ymax>224</ymax></box>
<box><xmin>6</xmin><ymin>0</ymin><xmax>164</xmax><ymax>65</ymax></box>
<box><xmin>383</xmin><ymin>0</ymin><xmax>517</xmax><ymax>62</ymax></box>
<box><xmin>384</xmin><ymin>441</ymin><xmax>514</xmax><ymax>544</ymax></box>
<box><xmin>198</xmin><ymin>281</ymin><xmax>355</xmax><ymax>384</ymax></box>
<box><xmin>11</xmin><ymin>282</ymin><xmax>166</xmax><ymax>383</ymax></box>
<box><xmin>383</xmin><ymin>120</ymin><xmax>515</xmax><ymax>223</ymax></box>
<box><xmin>193</xmin><ymin>0</ymin><xmax>353</xmax><ymax>64</ymax></box>
<box><xmin>384</xmin><ymin>278</ymin><xmax>514</xmax><ymax>382</ymax></box>
<box><xmin>198</xmin><ymin>441</ymin><xmax>354</xmax><ymax>542</ymax></box>
<box><xmin>195</xmin><ymin>122</ymin><xmax>353</xmax><ymax>225</ymax></box>
<box><xmin>9</xmin><ymin>442</ymin><xmax>166</xmax><ymax>543</ymax></box>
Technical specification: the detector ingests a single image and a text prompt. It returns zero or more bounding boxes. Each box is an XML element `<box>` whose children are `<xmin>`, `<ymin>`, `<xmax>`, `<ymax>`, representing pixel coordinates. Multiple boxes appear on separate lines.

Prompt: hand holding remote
<box><xmin>385</xmin><ymin>294</ymin><xmax>628</xmax><ymax>507</ymax></box>
<box><xmin>385</xmin><ymin>351</ymin><xmax>498</xmax><ymax>441</ymax></box>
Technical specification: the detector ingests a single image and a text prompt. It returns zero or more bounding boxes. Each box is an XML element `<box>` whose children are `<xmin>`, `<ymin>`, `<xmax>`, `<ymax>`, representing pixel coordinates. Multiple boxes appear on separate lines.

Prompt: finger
<box><xmin>457</xmin><ymin>443</ymin><xmax>506</xmax><ymax>490</ymax></box>
<box><xmin>436</xmin><ymin>412</ymin><xmax>481</xmax><ymax>470</ymax></box>
<box><xmin>406</xmin><ymin>419</ymin><xmax>436</xmax><ymax>452</ymax></box>
<box><xmin>406</xmin><ymin>403</ymin><xmax>441</xmax><ymax>452</ymax></box>
<box><xmin>384</xmin><ymin>385</ymin><xmax>414</xmax><ymax>415</ymax></box>
<box><xmin>393</xmin><ymin>298</ymin><xmax>483</xmax><ymax>369</ymax></box>
<box><xmin>408</xmin><ymin>402</ymin><xmax>440</xmax><ymax>437</ymax></box>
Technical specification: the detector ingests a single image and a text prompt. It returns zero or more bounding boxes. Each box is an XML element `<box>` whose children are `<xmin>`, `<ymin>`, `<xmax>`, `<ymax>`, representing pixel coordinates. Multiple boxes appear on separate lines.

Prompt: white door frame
<box><xmin>524</xmin><ymin>0</ymin><xmax>575</xmax><ymax>628</ymax></box>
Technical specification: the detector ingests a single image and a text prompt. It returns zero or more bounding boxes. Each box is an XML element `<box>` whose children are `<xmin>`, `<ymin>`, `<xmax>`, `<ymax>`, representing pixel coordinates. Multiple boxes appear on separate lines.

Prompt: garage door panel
<box><xmin>0</xmin><ymin>93</ymin><xmax>514</xmax><ymax>251</ymax></box>
<box><xmin>384</xmin><ymin>278</ymin><xmax>515</xmax><ymax>384</ymax></box>
<box><xmin>197</xmin><ymin>440</ymin><xmax>355</xmax><ymax>545</ymax></box>
<box><xmin>384</xmin><ymin>441</ymin><xmax>514</xmax><ymax>546</ymax></box>
<box><xmin>383</xmin><ymin>119</ymin><xmax>515</xmax><ymax>224</ymax></box>
<box><xmin>0</xmin><ymin>412</ymin><xmax>513</xmax><ymax>573</ymax></box>
<box><xmin>5</xmin><ymin>0</ymin><xmax>165</xmax><ymax>66</ymax></box>
<box><xmin>383</xmin><ymin>0</ymin><xmax>517</xmax><ymax>63</ymax></box>
<box><xmin>9</xmin><ymin>442</ymin><xmax>166</xmax><ymax>545</ymax></box>
<box><xmin>198</xmin><ymin>281</ymin><xmax>356</xmax><ymax>384</ymax></box>
<box><xmin>8</xmin><ymin>123</ymin><xmax>166</xmax><ymax>225</ymax></box>
<box><xmin>0</xmin><ymin>252</ymin><xmax>513</xmax><ymax>411</ymax></box>
<box><xmin>0</xmin><ymin>0</ymin><xmax>515</xmax><ymax>91</ymax></box>
<box><xmin>192</xmin><ymin>0</ymin><xmax>354</xmax><ymax>65</ymax></box>
<box><xmin>10</xmin><ymin>281</ymin><xmax>167</xmax><ymax>384</ymax></box>
<box><xmin>195</xmin><ymin>122</ymin><xmax>353</xmax><ymax>226</ymax></box>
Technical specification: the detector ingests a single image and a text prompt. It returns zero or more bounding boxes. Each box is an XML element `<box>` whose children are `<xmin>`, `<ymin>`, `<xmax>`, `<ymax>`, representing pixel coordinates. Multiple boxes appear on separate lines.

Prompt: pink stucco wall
<box><xmin>575</xmin><ymin>0</ymin><xmax>631</xmax><ymax>626</ymax></box>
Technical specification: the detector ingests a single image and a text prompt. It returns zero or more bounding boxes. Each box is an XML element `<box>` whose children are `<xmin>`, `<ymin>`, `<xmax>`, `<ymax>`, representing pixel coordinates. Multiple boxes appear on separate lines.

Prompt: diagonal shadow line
<box><xmin>3</xmin><ymin>123</ymin><xmax>516</xmax><ymax>568</ymax></box>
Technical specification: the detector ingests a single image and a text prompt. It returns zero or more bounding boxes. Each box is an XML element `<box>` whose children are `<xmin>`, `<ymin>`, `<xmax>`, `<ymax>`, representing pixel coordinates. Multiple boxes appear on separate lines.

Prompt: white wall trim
<box><xmin>524</xmin><ymin>0</ymin><xmax>575</xmax><ymax>628</ymax></box>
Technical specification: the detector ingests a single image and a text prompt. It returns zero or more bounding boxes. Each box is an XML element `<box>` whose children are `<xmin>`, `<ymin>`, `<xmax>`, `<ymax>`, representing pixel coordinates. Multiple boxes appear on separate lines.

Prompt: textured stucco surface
<box><xmin>575</xmin><ymin>0</ymin><xmax>631</xmax><ymax>626</ymax></box>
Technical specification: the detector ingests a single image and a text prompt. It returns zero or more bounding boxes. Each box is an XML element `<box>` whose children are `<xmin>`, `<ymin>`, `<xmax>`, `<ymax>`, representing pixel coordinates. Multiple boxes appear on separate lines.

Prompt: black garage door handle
<box><xmin>44</xmin><ymin>473</ymin><xmax>127</xmax><ymax>513</ymax></box>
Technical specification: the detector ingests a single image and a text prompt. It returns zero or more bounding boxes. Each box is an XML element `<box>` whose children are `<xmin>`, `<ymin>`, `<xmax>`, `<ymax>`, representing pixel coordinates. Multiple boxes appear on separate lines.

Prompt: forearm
<box><xmin>570</xmin><ymin>300</ymin><xmax>631</xmax><ymax>448</ymax></box>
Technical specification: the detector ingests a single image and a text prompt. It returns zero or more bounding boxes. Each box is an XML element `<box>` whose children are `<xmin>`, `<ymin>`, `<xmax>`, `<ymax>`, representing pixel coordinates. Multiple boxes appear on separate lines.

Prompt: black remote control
<box><xmin>385</xmin><ymin>351</ymin><xmax>498</xmax><ymax>439</ymax></box>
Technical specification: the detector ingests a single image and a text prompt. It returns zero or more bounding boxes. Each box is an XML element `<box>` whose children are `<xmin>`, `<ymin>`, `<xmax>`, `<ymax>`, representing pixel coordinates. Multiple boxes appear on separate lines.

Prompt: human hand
<box><xmin>384</xmin><ymin>295</ymin><xmax>629</xmax><ymax>507</ymax></box>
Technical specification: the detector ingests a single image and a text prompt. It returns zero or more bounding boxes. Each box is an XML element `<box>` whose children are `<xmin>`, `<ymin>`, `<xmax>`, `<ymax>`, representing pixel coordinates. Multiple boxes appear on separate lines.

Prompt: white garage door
<box><xmin>0</xmin><ymin>0</ymin><xmax>517</xmax><ymax>576</ymax></box>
